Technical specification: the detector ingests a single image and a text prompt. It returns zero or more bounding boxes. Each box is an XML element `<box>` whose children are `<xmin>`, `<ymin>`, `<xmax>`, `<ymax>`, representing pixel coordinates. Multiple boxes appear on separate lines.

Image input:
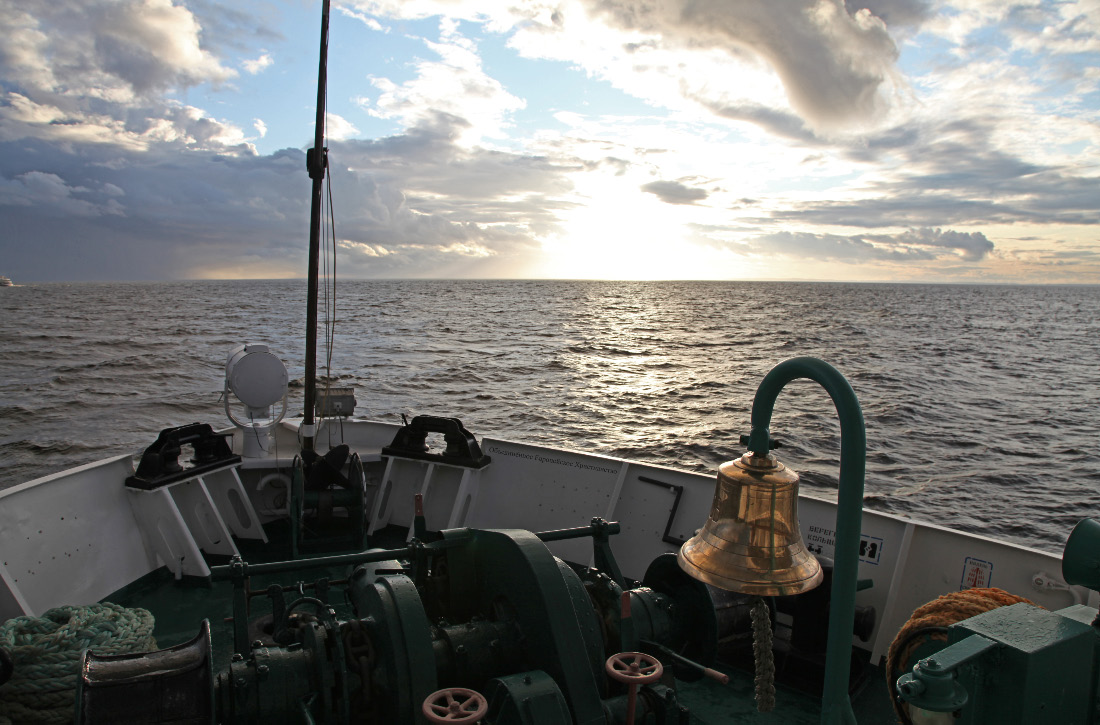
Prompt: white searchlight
<box><xmin>225</xmin><ymin>344</ymin><xmax>289</xmax><ymax>458</ymax></box>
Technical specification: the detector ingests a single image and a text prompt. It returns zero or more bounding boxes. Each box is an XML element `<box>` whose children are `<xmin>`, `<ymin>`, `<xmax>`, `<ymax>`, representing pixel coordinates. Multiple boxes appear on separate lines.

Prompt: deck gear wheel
<box><xmin>605</xmin><ymin>652</ymin><xmax>663</xmax><ymax>684</ymax></box>
<box><xmin>606</xmin><ymin>653</ymin><xmax>662</xmax><ymax>725</ymax></box>
<box><xmin>355</xmin><ymin>573</ymin><xmax>437</xmax><ymax>722</ymax></box>
<box><xmin>422</xmin><ymin>687</ymin><xmax>488</xmax><ymax>723</ymax></box>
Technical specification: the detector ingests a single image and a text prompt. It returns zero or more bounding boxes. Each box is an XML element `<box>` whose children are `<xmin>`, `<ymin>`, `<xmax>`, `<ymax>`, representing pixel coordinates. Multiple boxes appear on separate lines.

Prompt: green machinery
<box><xmin>72</xmin><ymin>357</ymin><xmax>1100</xmax><ymax>723</ymax></box>
<box><xmin>75</xmin><ymin>518</ymin><xmax>720</xmax><ymax>724</ymax></box>
<box><xmin>896</xmin><ymin>517</ymin><xmax>1100</xmax><ymax>724</ymax></box>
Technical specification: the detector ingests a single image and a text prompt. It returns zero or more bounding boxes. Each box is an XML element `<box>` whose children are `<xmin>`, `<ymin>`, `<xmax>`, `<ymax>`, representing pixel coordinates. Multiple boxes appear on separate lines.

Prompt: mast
<box><xmin>303</xmin><ymin>0</ymin><xmax>331</xmax><ymax>453</ymax></box>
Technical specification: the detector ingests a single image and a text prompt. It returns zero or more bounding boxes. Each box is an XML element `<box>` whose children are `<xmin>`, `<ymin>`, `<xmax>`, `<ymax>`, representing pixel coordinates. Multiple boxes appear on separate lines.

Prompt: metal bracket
<box><xmin>637</xmin><ymin>476</ymin><xmax>687</xmax><ymax>546</ymax></box>
<box><xmin>228</xmin><ymin>555</ymin><xmax>250</xmax><ymax>656</ymax></box>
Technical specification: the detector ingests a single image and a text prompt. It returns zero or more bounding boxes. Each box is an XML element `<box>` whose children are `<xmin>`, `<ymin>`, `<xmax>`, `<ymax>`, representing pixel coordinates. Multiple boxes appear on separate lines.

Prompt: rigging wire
<box><xmin>318</xmin><ymin>76</ymin><xmax>339</xmax><ymax>443</ymax></box>
<box><xmin>321</xmin><ymin>170</ymin><xmax>339</xmax><ymax>446</ymax></box>
<box><xmin>325</xmin><ymin>158</ymin><xmax>337</xmax><ymax>374</ymax></box>
<box><xmin>325</xmin><ymin>174</ymin><xmax>338</xmax><ymax>442</ymax></box>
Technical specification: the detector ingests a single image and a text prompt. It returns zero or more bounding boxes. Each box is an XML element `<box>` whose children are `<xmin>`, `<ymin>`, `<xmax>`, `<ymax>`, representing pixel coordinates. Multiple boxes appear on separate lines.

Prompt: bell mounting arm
<box><xmin>746</xmin><ymin>356</ymin><xmax>866</xmax><ymax>725</ymax></box>
<box><xmin>302</xmin><ymin>0</ymin><xmax>331</xmax><ymax>452</ymax></box>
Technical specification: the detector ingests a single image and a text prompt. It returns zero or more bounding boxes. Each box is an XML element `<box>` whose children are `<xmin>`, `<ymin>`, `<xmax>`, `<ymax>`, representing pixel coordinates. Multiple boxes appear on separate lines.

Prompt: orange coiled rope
<box><xmin>885</xmin><ymin>587</ymin><xmax>1039</xmax><ymax>725</ymax></box>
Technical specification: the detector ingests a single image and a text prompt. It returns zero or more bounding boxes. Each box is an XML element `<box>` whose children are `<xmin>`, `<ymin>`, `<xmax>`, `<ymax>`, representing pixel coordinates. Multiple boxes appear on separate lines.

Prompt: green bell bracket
<box><xmin>745</xmin><ymin>356</ymin><xmax>866</xmax><ymax>725</ymax></box>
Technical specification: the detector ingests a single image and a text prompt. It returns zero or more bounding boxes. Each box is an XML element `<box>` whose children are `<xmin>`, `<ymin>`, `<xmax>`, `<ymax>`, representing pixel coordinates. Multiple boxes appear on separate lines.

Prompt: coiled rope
<box><xmin>885</xmin><ymin>587</ymin><xmax>1038</xmax><ymax>725</ymax></box>
<box><xmin>0</xmin><ymin>603</ymin><xmax>156</xmax><ymax>725</ymax></box>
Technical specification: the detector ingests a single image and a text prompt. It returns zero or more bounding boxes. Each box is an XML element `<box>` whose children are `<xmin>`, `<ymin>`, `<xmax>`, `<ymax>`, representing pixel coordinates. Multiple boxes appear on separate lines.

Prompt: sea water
<box><xmin>1</xmin><ymin>279</ymin><xmax>1098</xmax><ymax>554</ymax></box>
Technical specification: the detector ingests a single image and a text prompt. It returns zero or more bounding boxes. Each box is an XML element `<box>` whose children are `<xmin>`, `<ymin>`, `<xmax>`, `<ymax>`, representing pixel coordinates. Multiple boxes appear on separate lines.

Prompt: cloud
<box><xmin>640</xmin><ymin>179</ymin><xmax>708</xmax><ymax>204</ymax></box>
<box><xmin>327</xmin><ymin>113</ymin><xmax>578</xmax><ymax>268</ymax></box>
<box><xmin>0</xmin><ymin>4</ymin><xmax>580</xmax><ymax>281</ymax></box>
<box><xmin>364</xmin><ymin>19</ymin><xmax>525</xmax><ymax>145</ymax></box>
<box><xmin>339</xmin><ymin>7</ymin><xmax>387</xmax><ymax>32</ymax></box>
<box><xmin>751</xmin><ymin>227</ymin><xmax>994</xmax><ymax>262</ymax></box>
<box><xmin>844</xmin><ymin>0</ymin><xmax>932</xmax><ymax>29</ymax></box>
<box><xmin>0</xmin><ymin>170</ymin><xmax>124</xmax><ymax>217</ymax></box>
<box><xmin>753</xmin><ymin>230</ymin><xmax>889</xmax><ymax>260</ymax></box>
<box><xmin>694</xmin><ymin>97</ymin><xmax>826</xmax><ymax>145</ymax></box>
<box><xmin>759</xmin><ymin>111</ymin><xmax>1100</xmax><ymax>231</ymax></box>
<box><xmin>875</xmin><ymin>227</ymin><xmax>994</xmax><ymax>261</ymax></box>
<box><xmin>87</xmin><ymin>0</ymin><xmax>235</xmax><ymax>94</ymax></box>
<box><xmin>1</xmin><ymin>0</ymin><xmax>1097</xmax><ymax>284</ymax></box>
<box><xmin>0</xmin><ymin>138</ymin><xmax>307</xmax><ymax>279</ymax></box>
<box><xmin>242</xmin><ymin>52</ymin><xmax>273</xmax><ymax>74</ymax></box>
<box><xmin>0</xmin><ymin>106</ymin><xmax>579</xmax><ymax>280</ymax></box>
<box><xmin>583</xmin><ymin>0</ymin><xmax>901</xmax><ymax>129</ymax></box>
<box><xmin>991</xmin><ymin>1</ymin><xmax>1100</xmax><ymax>56</ymax></box>
<box><xmin>342</xmin><ymin>0</ymin><xmax>519</xmax><ymax>27</ymax></box>
<box><xmin>325</xmin><ymin>113</ymin><xmax>360</xmax><ymax>141</ymax></box>
<box><xmin>181</xmin><ymin>1</ymin><xmax>283</xmax><ymax>57</ymax></box>
<box><xmin>0</xmin><ymin>1</ymin><xmax>243</xmax><ymax>152</ymax></box>
<box><xmin>350</xmin><ymin>0</ymin><xmax>902</xmax><ymax>132</ymax></box>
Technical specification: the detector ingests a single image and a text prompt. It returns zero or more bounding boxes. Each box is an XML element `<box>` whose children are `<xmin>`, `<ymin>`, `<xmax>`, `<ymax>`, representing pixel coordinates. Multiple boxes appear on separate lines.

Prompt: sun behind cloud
<box><xmin>538</xmin><ymin>170</ymin><xmax>749</xmax><ymax>280</ymax></box>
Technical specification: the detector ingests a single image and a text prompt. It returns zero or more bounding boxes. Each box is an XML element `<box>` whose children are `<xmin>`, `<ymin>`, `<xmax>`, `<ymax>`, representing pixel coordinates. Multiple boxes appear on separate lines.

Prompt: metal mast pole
<box><xmin>303</xmin><ymin>0</ymin><xmax>331</xmax><ymax>453</ymax></box>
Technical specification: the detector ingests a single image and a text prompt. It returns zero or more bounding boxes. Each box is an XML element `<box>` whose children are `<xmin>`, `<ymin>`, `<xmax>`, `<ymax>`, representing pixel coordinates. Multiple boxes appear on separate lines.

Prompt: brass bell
<box><xmin>678</xmin><ymin>451</ymin><xmax>823</xmax><ymax>596</ymax></box>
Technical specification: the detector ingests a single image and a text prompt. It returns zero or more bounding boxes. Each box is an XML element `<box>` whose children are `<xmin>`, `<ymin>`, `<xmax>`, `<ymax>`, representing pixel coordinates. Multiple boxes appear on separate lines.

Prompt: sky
<box><xmin>0</xmin><ymin>0</ymin><xmax>1098</xmax><ymax>283</ymax></box>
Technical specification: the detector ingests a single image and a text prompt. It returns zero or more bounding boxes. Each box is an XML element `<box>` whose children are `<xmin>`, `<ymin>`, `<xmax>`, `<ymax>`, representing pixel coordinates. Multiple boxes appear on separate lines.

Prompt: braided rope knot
<box><xmin>0</xmin><ymin>602</ymin><xmax>156</xmax><ymax>724</ymax></box>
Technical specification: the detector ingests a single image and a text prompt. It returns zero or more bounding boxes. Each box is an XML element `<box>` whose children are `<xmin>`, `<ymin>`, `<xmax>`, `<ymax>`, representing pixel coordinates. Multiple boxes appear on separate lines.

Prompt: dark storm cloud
<box><xmin>0</xmin><ymin>110</ymin><xmax>578</xmax><ymax>280</ymax></box>
<box><xmin>0</xmin><ymin>137</ymin><xmax>311</xmax><ymax>279</ymax></box>
<box><xmin>640</xmin><ymin>179</ymin><xmax>708</xmax><ymax>204</ymax></box>
<box><xmin>0</xmin><ymin>0</ymin><xmax>582</xmax><ymax>281</ymax></box>
<box><xmin>752</xmin><ymin>227</ymin><xmax>994</xmax><ymax>262</ymax></box>
<box><xmin>585</xmin><ymin>0</ymin><xmax>899</xmax><ymax>128</ymax></box>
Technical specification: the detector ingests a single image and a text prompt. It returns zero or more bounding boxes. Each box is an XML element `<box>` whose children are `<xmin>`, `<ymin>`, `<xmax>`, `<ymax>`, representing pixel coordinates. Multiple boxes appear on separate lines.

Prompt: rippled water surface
<box><xmin>2</xmin><ymin>280</ymin><xmax>1098</xmax><ymax>554</ymax></box>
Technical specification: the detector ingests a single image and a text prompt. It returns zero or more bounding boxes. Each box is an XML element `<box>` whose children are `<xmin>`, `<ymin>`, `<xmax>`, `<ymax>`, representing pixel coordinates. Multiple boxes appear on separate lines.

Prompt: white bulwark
<box><xmin>2</xmin><ymin>418</ymin><xmax>1093</xmax><ymax>669</ymax></box>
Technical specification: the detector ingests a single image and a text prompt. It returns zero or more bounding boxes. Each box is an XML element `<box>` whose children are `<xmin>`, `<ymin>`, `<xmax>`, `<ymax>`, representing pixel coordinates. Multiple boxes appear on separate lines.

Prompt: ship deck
<box><xmin>103</xmin><ymin>520</ymin><xmax>899</xmax><ymax>724</ymax></box>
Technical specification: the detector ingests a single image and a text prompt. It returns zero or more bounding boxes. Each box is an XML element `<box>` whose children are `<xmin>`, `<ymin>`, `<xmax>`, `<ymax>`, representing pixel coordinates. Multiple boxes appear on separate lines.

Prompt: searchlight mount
<box><xmin>224</xmin><ymin>344</ymin><xmax>289</xmax><ymax>458</ymax></box>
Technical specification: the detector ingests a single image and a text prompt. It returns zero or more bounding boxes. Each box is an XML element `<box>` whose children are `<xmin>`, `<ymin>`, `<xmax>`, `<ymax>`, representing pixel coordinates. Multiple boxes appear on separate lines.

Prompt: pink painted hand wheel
<box><xmin>605</xmin><ymin>652</ymin><xmax>663</xmax><ymax>684</ymax></box>
<box><xmin>422</xmin><ymin>687</ymin><xmax>489</xmax><ymax>723</ymax></box>
<box><xmin>606</xmin><ymin>652</ymin><xmax>664</xmax><ymax>725</ymax></box>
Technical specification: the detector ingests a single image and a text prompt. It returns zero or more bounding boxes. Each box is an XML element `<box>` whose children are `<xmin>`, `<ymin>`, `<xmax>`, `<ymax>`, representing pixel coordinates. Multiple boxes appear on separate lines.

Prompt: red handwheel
<box><xmin>605</xmin><ymin>652</ymin><xmax>663</xmax><ymax>684</ymax></box>
<box><xmin>606</xmin><ymin>652</ymin><xmax>663</xmax><ymax>725</ymax></box>
<box><xmin>422</xmin><ymin>687</ymin><xmax>489</xmax><ymax>724</ymax></box>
